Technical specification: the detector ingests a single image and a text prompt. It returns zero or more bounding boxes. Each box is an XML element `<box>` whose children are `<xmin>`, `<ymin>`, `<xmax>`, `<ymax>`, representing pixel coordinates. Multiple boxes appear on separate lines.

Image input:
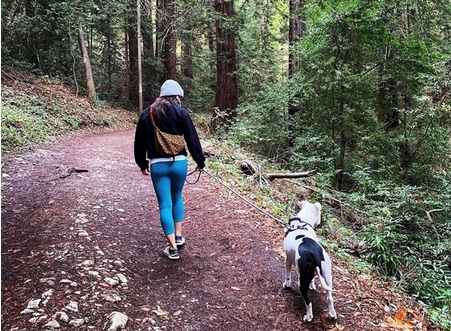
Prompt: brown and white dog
<box><xmin>283</xmin><ymin>200</ymin><xmax>337</xmax><ymax>322</ymax></box>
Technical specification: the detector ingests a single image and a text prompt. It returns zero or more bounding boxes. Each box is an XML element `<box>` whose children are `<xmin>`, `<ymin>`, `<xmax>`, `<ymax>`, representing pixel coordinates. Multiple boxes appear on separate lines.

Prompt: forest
<box><xmin>1</xmin><ymin>0</ymin><xmax>450</xmax><ymax>329</ymax></box>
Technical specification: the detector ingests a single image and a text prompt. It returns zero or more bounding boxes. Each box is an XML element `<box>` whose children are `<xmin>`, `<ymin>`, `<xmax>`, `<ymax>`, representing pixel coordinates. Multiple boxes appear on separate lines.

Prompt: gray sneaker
<box><xmin>163</xmin><ymin>246</ymin><xmax>180</xmax><ymax>260</ymax></box>
<box><xmin>175</xmin><ymin>236</ymin><xmax>185</xmax><ymax>247</ymax></box>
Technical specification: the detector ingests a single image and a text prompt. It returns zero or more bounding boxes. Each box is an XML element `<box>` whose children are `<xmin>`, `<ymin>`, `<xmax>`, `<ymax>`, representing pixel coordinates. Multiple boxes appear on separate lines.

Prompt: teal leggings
<box><xmin>150</xmin><ymin>159</ymin><xmax>187</xmax><ymax>235</ymax></box>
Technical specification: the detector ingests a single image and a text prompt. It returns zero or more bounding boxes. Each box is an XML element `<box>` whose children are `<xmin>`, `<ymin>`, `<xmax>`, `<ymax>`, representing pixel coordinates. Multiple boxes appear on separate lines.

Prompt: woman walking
<box><xmin>134</xmin><ymin>80</ymin><xmax>205</xmax><ymax>260</ymax></box>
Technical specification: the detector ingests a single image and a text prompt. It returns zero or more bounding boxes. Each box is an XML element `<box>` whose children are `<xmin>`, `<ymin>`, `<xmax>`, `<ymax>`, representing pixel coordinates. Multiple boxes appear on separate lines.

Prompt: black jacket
<box><xmin>134</xmin><ymin>104</ymin><xmax>206</xmax><ymax>171</ymax></box>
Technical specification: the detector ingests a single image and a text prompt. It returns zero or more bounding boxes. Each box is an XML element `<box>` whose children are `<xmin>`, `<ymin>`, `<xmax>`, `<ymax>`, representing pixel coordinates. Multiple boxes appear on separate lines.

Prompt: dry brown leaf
<box><xmin>407</xmin><ymin>308</ymin><xmax>419</xmax><ymax>318</ymax></box>
<box><xmin>381</xmin><ymin>307</ymin><xmax>416</xmax><ymax>329</ymax></box>
<box><xmin>152</xmin><ymin>305</ymin><xmax>169</xmax><ymax>319</ymax></box>
<box><xmin>395</xmin><ymin>308</ymin><xmax>408</xmax><ymax>321</ymax></box>
<box><xmin>327</xmin><ymin>323</ymin><xmax>345</xmax><ymax>331</ymax></box>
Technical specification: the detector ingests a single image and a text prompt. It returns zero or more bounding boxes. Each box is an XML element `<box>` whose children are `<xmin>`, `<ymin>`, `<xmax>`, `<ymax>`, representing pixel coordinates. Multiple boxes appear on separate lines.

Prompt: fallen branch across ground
<box><xmin>266</xmin><ymin>171</ymin><xmax>315</xmax><ymax>180</ymax></box>
<box><xmin>238</xmin><ymin>159</ymin><xmax>314</xmax><ymax>184</ymax></box>
<box><xmin>238</xmin><ymin>159</ymin><xmax>367</xmax><ymax>226</ymax></box>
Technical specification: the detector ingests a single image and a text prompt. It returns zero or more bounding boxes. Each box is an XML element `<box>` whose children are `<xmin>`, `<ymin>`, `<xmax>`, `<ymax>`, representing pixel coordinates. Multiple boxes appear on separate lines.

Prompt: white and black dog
<box><xmin>283</xmin><ymin>200</ymin><xmax>337</xmax><ymax>322</ymax></box>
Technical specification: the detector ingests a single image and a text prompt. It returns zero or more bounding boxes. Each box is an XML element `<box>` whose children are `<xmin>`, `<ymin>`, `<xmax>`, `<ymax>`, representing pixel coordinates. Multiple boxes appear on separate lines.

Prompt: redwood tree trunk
<box><xmin>212</xmin><ymin>0</ymin><xmax>238</xmax><ymax>131</ymax></box>
<box><xmin>159</xmin><ymin>0</ymin><xmax>177</xmax><ymax>81</ymax></box>
<box><xmin>77</xmin><ymin>23</ymin><xmax>96</xmax><ymax>100</ymax></box>
<box><xmin>182</xmin><ymin>43</ymin><xmax>193</xmax><ymax>79</ymax></box>
<box><xmin>123</xmin><ymin>29</ymin><xmax>130</xmax><ymax>101</ymax></box>
<box><xmin>288</xmin><ymin>0</ymin><xmax>306</xmax><ymax>145</ymax></box>
<box><xmin>333</xmin><ymin>99</ymin><xmax>346</xmax><ymax>191</ymax></box>
<box><xmin>127</xmin><ymin>0</ymin><xmax>139</xmax><ymax>107</ymax></box>
<box><xmin>137</xmin><ymin>0</ymin><xmax>143</xmax><ymax>112</ymax></box>
<box><xmin>142</xmin><ymin>3</ymin><xmax>154</xmax><ymax>56</ymax></box>
<box><xmin>288</xmin><ymin>0</ymin><xmax>305</xmax><ymax>77</ymax></box>
<box><xmin>156</xmin><ymin>0</ymin><xmax>161</xmax><ymax>60</ymax></box>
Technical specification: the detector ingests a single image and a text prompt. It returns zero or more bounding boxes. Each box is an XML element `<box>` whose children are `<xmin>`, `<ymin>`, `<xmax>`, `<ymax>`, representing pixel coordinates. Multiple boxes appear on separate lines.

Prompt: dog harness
<box><xmin>285</xmin><ymin>217</ymin><xmax>315</xmax><ymax>237</ymax></box>
<box><xmin>287</xmin><ymin>217</ymin><xmax>314</xmax><ymax>230</ymax></box>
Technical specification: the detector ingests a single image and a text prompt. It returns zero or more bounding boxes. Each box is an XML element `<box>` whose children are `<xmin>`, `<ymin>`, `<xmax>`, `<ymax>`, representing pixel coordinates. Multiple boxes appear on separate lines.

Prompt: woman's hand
<box><xmin>142</xmin><ymin>169</ymin><xmax>149</xmax><ymax>176</ymax></box>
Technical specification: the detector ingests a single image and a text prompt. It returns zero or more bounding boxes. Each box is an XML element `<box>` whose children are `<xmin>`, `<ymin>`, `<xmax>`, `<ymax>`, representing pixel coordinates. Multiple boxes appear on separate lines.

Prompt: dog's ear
<box><xmin>297</xmin><ymin>200</ymin><xmax>306</xmax><ymax>209</ymax></box>
<box><xmin>314</xmin><ymin>202</ymin><xmax>322</xmax><ymax>211</ymax></box>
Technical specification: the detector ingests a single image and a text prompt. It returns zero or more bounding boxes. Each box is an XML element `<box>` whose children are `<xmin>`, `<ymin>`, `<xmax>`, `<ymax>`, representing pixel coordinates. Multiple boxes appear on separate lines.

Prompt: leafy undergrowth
<box><xmin>1</xmin><ymin>67</ymin><xmax>136</xmax><ymax>154</ymax></box>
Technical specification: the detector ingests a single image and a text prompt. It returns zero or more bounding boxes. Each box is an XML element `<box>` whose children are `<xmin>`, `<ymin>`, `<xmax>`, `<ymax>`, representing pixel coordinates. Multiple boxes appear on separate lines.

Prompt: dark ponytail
<box><xmin>151</xmin><ymin>96</ymin><xmax>180</xmax><ymax>120</ymax></box>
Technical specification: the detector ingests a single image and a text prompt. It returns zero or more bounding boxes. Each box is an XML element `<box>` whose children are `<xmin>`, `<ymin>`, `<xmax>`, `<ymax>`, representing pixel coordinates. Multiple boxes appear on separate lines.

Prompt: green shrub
<box><xmin>363</xmin><ymin>219</ymin><xmax>408</xmax><ymax>276</ymax></box>
<box><xmin>1</xmin><ymin>106</ymin><xmax>51</xmax><ymax>152</ymax></box>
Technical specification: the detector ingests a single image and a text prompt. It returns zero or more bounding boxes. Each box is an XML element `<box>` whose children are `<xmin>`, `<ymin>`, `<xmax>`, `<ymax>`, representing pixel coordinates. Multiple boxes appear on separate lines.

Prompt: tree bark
<box><xmin>137</xmin><ymin>0</ymin><xmax>143</xmax><ymax>112</ymax></box>
<box><xmin>127</xmin><ymin>0</ymin><xmax>139</xmax><ymax>107</ymax></box>
<box><xmin>156</xmin><ymin>0</ymin><xmax>162</xmax><ymax>60</ymax></box>
<box><xmin>123</xmin><ymin>29</ymin><xmax>130</xmax><ymax>101</ymax></box>
<box><xmin>212</xmin><ymin>0</ymin><xmax>238</xmax><ymax>131</ymax></box>
<box><xmin>288</xmin><ymin>0</ymin><xmax>305</xmax><ymax>77</ymax></box>
<box><xmin>104</xmin><ymin>13</ymin><xmax>112</xmax><ymax>97</ymax></box>
<box><xmin>287</xmin><ymin>0</ymin><xmax>306</xmax><ymax>146</ymax></box>
<box><xmin>333</xmin><ymin>107</ymin><xmax>346</xmax><ymax>191</ymax></box>
<box><xmin>159</xmin><ymin>0</ymin><xmax>177</xmax><ymax>81</ymax></box>
<box><xmin>77</xmin><ymin>23</ymin><xmax>96</xmax><ymax>101</ymax></box>
<box><xmin>182</xmin><ymin>43</ymin><xmax>193</xmax><ymax>79</ymax></box>
<box><xmin>142</xmin><ymin>2</ymin><xmax>154</xmax><ymax>56</ymax></box>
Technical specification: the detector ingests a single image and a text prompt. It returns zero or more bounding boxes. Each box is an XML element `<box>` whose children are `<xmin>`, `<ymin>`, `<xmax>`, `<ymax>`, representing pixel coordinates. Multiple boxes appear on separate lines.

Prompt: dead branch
<box><xmin>238</xmin><ymin>159</ymin><xmax>261</xmax><ymax>176</ymax></box>
<box><xmin>1</xmin><ymin>66</ymin><xmax>36</xmax><ymax>84</ymax></box>
<box><xmin>344</xmin><ymin>238</ymin><xmax>369</xmax><ymax>256</ymax></box>
<box><xmin>238</xmin><ymin>159</ymin><xmax>272</xmax><ymax>186</ymax></box>
<box><xmin>266</xmin><ymin>171</ymin><xmax>315</xmax><ymax>180</ymax></box>
<box><xmin>238</xmin><ymin>159</ymin><xmax>368</xmax><ymax>226</ymax></box>
<box><xmin>238</xmin><ymin>160</ymin><xmax>315</xmax><ymax>186</ymax></box>
<box><xmin>426</xmin><ymin>208</ymin><xmax>444</xmax><ymax>244</ymax></box>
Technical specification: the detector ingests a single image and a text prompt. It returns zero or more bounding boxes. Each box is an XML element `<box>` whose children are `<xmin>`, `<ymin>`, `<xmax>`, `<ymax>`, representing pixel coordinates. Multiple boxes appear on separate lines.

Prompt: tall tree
<box><xmin>127</xmin><ymin>0</ymin><xmax>139</xmax><ymax>106</ymax></box>
<box><xmin>123</xmin><ymin>28</ymin><xmax>130</xmax><ymax>101</ymax></box>
<box><xmin>139</xmin><ymin>0</ymin><xmax>160</xmax><ymax>101</ymax></box>
<box><xmin>288</xmin><ymin>0</ymin><xmax>305</xmax><ymax>76</ymax></box>
<box><xmin>137</xmin><ymin>0</ymin><xmax>143</xmax><ymax>111</ymax></box>
<box><xmin>141</xmin><ymin>0</ymin><xmax>154</xmax><ymax>56</ymax></box>
<box><xmin>92</xmin><ymin>0</ymin><xmax>128</xmax><ymax>100</ymax></box>
<box><xmin>287</xmin><ymin>0</ymin><xmax>306</xmax><ymax>146</ymax></box>
<box><xmin>78</xmin><ymin>23</ymin><xmax>96</xmax><ymax>100</ymax></box>
<box><xmin>157</xmin><ymin>0</ymin><xmax>177</xmax><ymax>81</ymax></box>
<box><xmin>181</xmin><ymin>42</ymin><xmax>194</xmax><ymax>79</ymax></box>
<box><xmin>212</xmin><ymin>0</ymin><xmax>238</xmax><ymax>130</ymax></box>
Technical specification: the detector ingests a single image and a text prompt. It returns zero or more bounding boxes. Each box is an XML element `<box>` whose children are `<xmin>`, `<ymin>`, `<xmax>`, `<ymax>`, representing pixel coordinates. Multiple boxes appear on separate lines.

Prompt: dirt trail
<box><xmin>1</xmin><ymin>129</ymin><xmax>439</xmax><ymax>330</ymax></box>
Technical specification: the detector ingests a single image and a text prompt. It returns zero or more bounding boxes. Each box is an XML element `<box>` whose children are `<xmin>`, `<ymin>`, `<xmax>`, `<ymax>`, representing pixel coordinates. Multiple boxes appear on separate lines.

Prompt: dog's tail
<box><xmin>316</xmin><ymin>266</ymin><xmax>333</xmax><ymax>292</ymax></box>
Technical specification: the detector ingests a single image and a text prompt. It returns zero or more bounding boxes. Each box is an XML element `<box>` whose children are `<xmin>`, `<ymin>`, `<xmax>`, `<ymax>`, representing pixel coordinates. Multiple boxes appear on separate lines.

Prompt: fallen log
<box><xmin>266</xmin><ymin>171</ymin><xmax>315</xmax><ymax>180</ymax></box>
<box><xmin>238</xmin><ymin>160</ymin><xmax>314</xmax><ymax>182</ymax></box>
<box><xmin>238</xmin><ymin>159</ymin><xmax>261</xmax><ymax>176</ymax></box>
<box><xmin>237</xmin><ymin>159</ymin><xmax>369</xmax><ymax>226</ymax></box>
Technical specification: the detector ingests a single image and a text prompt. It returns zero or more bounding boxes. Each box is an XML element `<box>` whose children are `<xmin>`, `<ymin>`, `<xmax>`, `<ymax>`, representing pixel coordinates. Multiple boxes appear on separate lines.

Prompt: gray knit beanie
<box><xmin>159</xmin><ymin>79</ymin><xmax>184</xmax><ymax>98</ymax></box>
